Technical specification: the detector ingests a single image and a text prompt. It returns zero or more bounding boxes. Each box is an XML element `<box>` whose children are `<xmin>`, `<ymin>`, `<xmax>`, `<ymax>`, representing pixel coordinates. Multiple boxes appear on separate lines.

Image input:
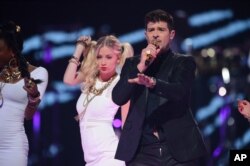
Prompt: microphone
<box><xmin>145</xmin><ymin>40</ymin><xmax>159</xmax><ymax>66</ymax></box>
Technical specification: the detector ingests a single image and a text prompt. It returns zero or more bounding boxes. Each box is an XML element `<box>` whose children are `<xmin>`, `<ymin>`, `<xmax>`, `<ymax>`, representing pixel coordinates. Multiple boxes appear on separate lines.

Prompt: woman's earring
<box><xmin>8</xmin><ymin>57</ymin><xmax>18</xmax><ymax>68</ymax></box>
<box><xmin>8</xmin><ymin>57</ymin><xmax>21</xmax><ymax>80</ymax></box>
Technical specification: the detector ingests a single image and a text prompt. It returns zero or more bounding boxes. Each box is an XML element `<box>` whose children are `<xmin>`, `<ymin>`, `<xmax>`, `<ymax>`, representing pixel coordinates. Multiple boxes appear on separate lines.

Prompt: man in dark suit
<box><xmin>112</xmin><ymin>9</ymin><xmax>207</xmax><ymax>166</ymax></box>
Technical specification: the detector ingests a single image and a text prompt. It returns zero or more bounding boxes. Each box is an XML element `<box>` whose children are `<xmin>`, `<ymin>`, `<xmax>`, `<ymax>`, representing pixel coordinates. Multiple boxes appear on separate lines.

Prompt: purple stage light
<box><xmin>33</xmin><ymin>110</ymin><xmax>41</xmax><ymax>133</ymax></box>
<box><xmin>113</xmin><ymin>119</ymin><xmax>122</xmax><ymax>128</ymax></box>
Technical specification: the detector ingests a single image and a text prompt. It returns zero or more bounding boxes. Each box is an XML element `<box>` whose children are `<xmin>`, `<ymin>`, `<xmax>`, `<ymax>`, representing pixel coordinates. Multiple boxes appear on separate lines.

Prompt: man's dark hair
<box><xmin>145</xmin><ymin>9</ymin><xmax>175</xmax><ymax>30</ymax></box>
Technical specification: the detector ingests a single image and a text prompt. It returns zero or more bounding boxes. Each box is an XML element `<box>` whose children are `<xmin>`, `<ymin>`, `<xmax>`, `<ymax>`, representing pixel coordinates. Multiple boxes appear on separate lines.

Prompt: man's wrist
<box><xmin>137</xmin><ymin>63</ymin><xmax>146</xmax><ymax>73</ymax></box>
<box><xmin>150</xmin><ymin>77</ymin><xmax>156</xmax><ymax>88</ymax></box>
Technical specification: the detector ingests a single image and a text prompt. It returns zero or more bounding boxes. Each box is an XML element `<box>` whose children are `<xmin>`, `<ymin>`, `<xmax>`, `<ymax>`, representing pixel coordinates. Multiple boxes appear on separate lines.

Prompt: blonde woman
<box><xmin>63</xmin><ymin>35</ymin><xmax>133</xmax><ymax>166</ymax></box>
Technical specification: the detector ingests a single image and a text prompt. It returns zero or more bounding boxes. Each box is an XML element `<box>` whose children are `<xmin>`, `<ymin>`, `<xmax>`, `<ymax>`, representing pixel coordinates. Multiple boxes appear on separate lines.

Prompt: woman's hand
<box><xmin>23</xmin><ymin>77</ymin><xmax>41</xmax><ymax>120</ymax></box>
<box><xmin>76</xmin><ymin>36</ymin><xmax>91</xmax><ymax>49</ymax></box>
<box><xmin>73</xmin><ymin>36</ymin><xmax>92</xmax><ymax>60</ymax></box>
<box><xmin>238</xmin><ymin>100</ymin><xmax>250</xmax><ymax>121</ymax></box>
<box><xmin>23</xmin><ymin>77</ymin><xmax>40</xmax><ymax>98</ymax></box>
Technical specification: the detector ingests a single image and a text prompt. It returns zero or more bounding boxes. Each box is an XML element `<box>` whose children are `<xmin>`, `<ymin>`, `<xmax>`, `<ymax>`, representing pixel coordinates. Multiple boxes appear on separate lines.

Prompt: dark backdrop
<box><xmin>1</xmin><ymin>0</ymin><xmax>250</xmax><ymax>166</ymax></box>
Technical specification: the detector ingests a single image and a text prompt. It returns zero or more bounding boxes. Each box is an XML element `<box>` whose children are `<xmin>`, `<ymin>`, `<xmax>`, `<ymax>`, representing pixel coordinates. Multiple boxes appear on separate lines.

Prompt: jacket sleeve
<box><xmin>112</xmin><ymin>57</ymin><xmax>140</xmax><ymax>106</ymax></box>
<box><xmin>150</xmin><ymin>56</ymin><xmax>196</xmax><ymax>101</ymax></box>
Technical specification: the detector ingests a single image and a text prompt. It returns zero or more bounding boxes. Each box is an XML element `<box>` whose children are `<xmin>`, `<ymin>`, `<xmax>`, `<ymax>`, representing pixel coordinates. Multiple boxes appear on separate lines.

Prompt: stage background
<box><xmin>1</xmin><ymin>0</ymin><xmax>250</xmax><ymax>165</ymax></box>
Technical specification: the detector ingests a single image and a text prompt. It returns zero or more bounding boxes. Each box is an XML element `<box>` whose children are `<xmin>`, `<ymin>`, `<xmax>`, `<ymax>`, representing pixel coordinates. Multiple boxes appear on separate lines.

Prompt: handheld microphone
<box><xmin>145</xmin><ymin>40</ymin><xmax>159</xmax><ymax>66</ymax></box>
<box><xmin>145</xmin><ymin>50</ymin><xmax>152</xmax><ymax>66</ymax></box>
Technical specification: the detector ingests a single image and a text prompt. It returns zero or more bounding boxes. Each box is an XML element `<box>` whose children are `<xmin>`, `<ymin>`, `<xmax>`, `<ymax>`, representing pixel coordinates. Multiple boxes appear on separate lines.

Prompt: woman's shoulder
<box><xmin>29</xmin><ymin>65</ymin><xmax>49</xmax><ymax>81</ymax></box>
<box><xmin>29</xmin><ymin>65</ymin><xmax>48</xmax><ymax>74</ymax></box>
<box><xmin>33</xmin><ymin>66</ymin><xmax>48</xmax><ymax>73</ymax></box>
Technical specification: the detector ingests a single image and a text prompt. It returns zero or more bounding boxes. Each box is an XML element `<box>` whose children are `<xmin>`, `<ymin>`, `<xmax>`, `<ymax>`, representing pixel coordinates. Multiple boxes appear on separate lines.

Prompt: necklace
<box><xmin>0</xmin><ymin>82</ymin><xmax>5</xmax><ymax>108</ymax></box>
<box><xmin>74</xmin><ymin>73</ymin><xmax>117</xmax><ymax>122</ymax></box>
<box><xmin>0</xmin><ymin>66</ymin><xmax>21</xmax><ymax>83</ymax></box>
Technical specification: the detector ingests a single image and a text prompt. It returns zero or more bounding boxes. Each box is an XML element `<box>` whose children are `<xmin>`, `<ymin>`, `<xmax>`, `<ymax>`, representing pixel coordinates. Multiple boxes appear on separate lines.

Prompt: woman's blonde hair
<box><xmin>80</xmin><ymin>35</ymin><xmax>133</xmax><ymax>93</ymax></box>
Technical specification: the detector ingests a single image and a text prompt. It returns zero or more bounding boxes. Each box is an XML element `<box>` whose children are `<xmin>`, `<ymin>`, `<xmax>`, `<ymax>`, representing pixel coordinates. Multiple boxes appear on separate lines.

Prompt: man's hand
<box><xmin>137</xmin><ymin>43</ymin><xmax>160</xmax><ymax>72</ymax></box>
<box><xmin>128</xmin><ymin>73</ymin><xmax>156</xmax><ymax>88</ymax></box>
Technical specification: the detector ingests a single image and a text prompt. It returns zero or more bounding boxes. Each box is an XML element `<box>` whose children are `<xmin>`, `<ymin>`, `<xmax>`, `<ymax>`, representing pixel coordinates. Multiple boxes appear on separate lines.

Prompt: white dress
<box><xmin>0</xmin><ymin>67</ymin><xmax>48</xmax><ymax>166</ymax></box>
<box><xmin>76</xmin><ymin>75</ymin><xmax>125</xmax><ymax>166</ymax></box>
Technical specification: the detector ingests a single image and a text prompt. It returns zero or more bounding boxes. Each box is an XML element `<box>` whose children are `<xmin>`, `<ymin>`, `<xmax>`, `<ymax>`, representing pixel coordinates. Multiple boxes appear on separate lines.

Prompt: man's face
<box><xmin>145</xmin><ymin>21</ymin><xmax>175</xmax><ymax>52</ymax></box>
